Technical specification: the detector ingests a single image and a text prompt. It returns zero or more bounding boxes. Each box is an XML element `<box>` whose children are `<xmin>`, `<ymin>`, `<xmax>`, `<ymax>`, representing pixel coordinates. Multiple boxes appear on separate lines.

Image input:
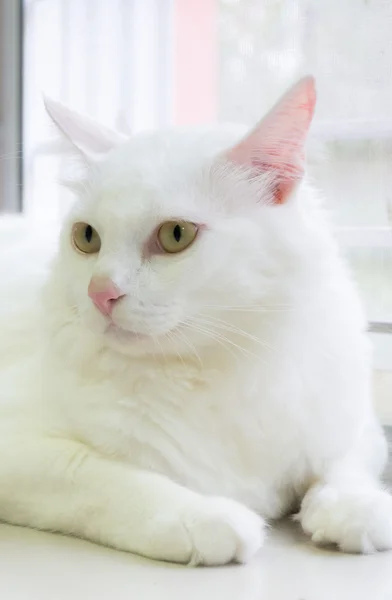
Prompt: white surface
<box><xmin>1</xmin><ymin>520</ymin><xmax>391</xmax><ymax>600</ymax></box>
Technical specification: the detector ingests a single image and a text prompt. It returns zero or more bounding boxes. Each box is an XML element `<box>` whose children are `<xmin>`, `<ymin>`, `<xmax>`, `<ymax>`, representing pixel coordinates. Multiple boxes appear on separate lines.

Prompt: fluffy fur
<box><xmin>0</xmin><ymin>78</ymin><xmax>390</xmax><ymax>565</ymax></box>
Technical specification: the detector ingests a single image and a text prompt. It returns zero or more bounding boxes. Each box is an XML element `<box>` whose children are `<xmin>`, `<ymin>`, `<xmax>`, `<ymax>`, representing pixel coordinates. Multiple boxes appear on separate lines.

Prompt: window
<box><xmin>0</xmin><ymin>0</ymin><xmax>22</xmax><ymax>211</ymax></box>
<box><xmin>13</xmin><ymin>0</ymin><xmax>392</xmax><ymax>417</ymax></box>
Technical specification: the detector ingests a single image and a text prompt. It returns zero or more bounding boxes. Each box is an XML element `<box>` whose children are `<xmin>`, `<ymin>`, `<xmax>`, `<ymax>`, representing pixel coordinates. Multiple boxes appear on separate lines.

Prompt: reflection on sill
<box><xmin>369</xmin><ymin>322</ymin><xmax>392</xmax><ymax>334</ymax></box>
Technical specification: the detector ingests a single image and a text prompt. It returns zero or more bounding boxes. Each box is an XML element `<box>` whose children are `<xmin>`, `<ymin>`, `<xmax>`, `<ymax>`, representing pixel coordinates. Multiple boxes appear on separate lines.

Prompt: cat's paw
<box><xmin>298</xmin><ymin>484</ymin><xmax>392</xmax><ymax>553</ymax></box>
<box><xmin>151</xmin><ymin>496</ymin><xmax>265</xmax><ymax>566</ymax></box>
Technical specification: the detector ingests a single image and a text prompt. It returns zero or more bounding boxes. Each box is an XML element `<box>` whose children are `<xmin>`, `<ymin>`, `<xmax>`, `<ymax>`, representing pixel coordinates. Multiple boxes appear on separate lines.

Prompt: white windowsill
<box><xmin>313</xmin><ymin>119</ymin><xmax>392</xmax><ymax>142</ymax></box>
<box><xmin>374</xmin><ymin>370</ymin><xmax>392</xmax><ymax>425</ymax></box>
<box><xmin>336</xmin><ymin>227</ymin><xmax>392</xmax><ymax>248</ymax></box>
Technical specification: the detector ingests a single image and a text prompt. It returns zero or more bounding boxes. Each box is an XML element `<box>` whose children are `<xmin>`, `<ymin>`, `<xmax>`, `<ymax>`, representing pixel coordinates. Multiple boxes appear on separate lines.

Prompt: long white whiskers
<box><xmin>181</xmin><ymin>320</ymin><xmax>263</xmax><ymax>362</ymax></box>
<box><xmin>170</xmin><ymin>327</ymin><xmax>204</xmax><ymax>368</ymax></box>
<box><xmin>189</xmin><ymin>313</ymin><xmax>271</xmax><ymax>351</ymax></box>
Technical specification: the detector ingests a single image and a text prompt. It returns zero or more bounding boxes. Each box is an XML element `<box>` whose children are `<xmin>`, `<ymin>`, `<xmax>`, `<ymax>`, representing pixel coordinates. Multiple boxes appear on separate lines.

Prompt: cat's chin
<box><xmin>101</xmin><ymin>323</ymin><xmax>157</xmax><ymax>357</ymax></box>
<box><xmin>106</xmin><ymin>323</ymin><xmax>150</xmax><ymax>343</ymax></box>
<box><xmin>103</xmin><ymin>322</ymin><xmax>194</xmax><ymax>359</ymax></box>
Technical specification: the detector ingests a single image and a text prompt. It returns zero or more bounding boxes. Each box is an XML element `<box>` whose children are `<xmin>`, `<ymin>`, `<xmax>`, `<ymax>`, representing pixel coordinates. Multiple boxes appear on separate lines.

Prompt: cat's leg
<box><xmin>297</xmin><ymin>426</ymin><xmax>392</xmax><ymax>553</ymax></box>
<box><xmin>0</xmin><ymin>435</ymin><xmax>264</xmax><ymax>565</ymax></box>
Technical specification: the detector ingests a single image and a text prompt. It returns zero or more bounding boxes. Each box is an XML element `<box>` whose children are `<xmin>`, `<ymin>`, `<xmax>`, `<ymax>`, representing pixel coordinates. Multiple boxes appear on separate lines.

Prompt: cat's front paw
<box><xmin>298</xmin><ymin>484</ymin><xmax>392</xmax><ymax>553</ymax></box>
<box><xmin>151</xmin><ymin>496</ymin><xmax>265</xmax><ymax>566</ymax></box>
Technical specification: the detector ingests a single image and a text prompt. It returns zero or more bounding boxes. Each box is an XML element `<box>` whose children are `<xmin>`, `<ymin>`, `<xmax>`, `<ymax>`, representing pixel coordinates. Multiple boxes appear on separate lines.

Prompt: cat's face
<box><xmin>46</xmin><ymin>77</ymin><xmax>316</xmax><ymax>357</ymax></box>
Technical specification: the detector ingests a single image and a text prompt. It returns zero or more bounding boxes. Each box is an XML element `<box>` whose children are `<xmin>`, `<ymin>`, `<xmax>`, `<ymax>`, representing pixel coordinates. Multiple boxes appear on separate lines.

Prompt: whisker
<box><xmin>182</xmin><ymin>320</ymin><xmax>263</xmax><ymax>362</ymax></box>
<box><xmin>165</xmin><ymin>330</ymin><xmax>186</xmax><ymax>367</ymax></box>
<box><xmin>189</xmin><ymin>313</ymin><xmax>271</xmax><ymax>350</ymax></box>
<box><xmin>203</xmin><ymin>304</ymin><xmax>293</xmax><ymax>313</ymax></box>
<box><xmin>142</xmin><ymin>330</ymin><xmax>160</xmax><ymax>361</ymax></box>
<box><xmin>151</xmin><ymin>332</ymin><xmax>167</xmax><ymax>364</ymax></box>
<box><xmin>171</xmin><ymin>327</ymin><xmax>203</xmax><ymax>368</ymax></box>
<box><xmin>182</xmin><ymin>321</ymin><xmax>240</xmax><ymax>361</ymax></box>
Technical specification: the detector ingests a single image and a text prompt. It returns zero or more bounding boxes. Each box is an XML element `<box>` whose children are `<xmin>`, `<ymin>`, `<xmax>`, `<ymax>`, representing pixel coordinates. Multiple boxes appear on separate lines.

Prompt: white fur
<box><xmin>0</xmin><ymin>84</ymin><xmax>390</xmax><ymax>565</ymax></box>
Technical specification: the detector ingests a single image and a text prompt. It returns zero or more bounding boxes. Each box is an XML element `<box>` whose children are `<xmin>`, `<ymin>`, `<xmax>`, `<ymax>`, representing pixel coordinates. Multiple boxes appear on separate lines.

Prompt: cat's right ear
<box><xmin>43</xmin><ymin>97</ymin><xmax>127</xmax><ymax>162</ymax></box>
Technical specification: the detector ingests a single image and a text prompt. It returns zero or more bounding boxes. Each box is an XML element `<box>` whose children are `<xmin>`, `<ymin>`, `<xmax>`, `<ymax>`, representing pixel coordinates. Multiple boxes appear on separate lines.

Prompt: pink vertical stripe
<box><xmin>172</xmin><ymin>0</ymin><xmax>218</xmax><ymax>125</ymax></box>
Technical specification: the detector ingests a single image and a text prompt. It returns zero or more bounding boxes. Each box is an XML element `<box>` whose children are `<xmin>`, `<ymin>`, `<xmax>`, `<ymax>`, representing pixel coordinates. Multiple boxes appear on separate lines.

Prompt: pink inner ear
<box><xmin>225</xmin><ymin>76</ymin><xmax>316</xmax><ymax>204</ymax></box>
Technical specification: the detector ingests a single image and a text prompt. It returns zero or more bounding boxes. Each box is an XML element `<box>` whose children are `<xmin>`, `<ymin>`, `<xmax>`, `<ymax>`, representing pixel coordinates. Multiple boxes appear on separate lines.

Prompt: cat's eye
<box><xmin>157</xmin><ymin>221</ymin><xmax>198</xmax><ymax>254</ymax></box>
<box><xmin>72</xmin><ymin>222</ymin><xmax>101</xmax><ymax>254</ymax></box>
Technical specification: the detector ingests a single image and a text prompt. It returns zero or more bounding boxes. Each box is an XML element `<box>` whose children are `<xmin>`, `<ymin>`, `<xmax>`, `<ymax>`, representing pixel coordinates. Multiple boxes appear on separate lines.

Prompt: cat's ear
<box><xmin>43</xmin><ymin>96</ymin><xmax>127</xmax><ymax>161</ymax></box>
<box><xmin>225</xmin><ymin>76</ymin><xmax>316</xmax><ymax>204</ymax></box>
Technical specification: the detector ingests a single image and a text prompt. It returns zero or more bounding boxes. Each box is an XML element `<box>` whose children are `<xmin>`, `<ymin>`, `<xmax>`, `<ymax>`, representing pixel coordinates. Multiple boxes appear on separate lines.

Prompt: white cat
<box><xmin>0</xmin><ymin>77</ymin><xmax>390</xmax><ymax>566</ymax></box>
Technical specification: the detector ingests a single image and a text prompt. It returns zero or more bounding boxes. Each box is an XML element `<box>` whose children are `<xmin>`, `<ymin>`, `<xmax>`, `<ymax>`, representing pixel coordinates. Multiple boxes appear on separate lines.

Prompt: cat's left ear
<box><xmin>225</xmin><ymin>76</ymin><xmax>316</xmax><ymax>204</ymax></box>
<box><xmin>43</xmin><ymin>97</ymin><xmax>127</xmax><ymax>161</ymax></box>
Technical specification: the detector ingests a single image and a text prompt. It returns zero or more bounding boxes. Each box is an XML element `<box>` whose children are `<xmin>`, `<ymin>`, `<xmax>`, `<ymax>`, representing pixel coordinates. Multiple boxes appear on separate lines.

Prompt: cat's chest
<box><xmin>67</xmin><ymin>361</ymin><xmax>262</xmax><ymax>452</ymax></box>
<box><xmin>53</xmin><ymin>361</ymin><xmax>302</xmax><ymax>514</ymax></box>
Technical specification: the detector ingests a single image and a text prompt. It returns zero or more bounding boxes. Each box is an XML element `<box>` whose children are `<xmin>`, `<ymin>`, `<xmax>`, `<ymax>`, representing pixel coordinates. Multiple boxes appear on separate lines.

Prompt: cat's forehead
<box><xmin>85</xmin><ymin>126</ymin><xmax>245</xmax><ymax>222</ymax></box>
<box><xmin>103</xmin><ymin>125</ymin><xmax>244</xmax><ymax>182</ymax></box>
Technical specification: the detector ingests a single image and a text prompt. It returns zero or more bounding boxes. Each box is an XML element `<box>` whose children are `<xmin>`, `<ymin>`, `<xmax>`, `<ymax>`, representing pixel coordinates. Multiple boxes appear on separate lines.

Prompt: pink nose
<box><xmin>88</xmin><ymin>277</ymin><xmax>124</xmax><ymax>316</ymax></box>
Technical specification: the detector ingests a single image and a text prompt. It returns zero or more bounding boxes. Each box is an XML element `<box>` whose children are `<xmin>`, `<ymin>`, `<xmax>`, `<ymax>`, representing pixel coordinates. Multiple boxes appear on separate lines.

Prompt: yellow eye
<box><xmin>158</xmin><ymin>221</ymin><xmax>198</xmax><ymax>254</ymax></box>
<box><xmin>72</xmin><ymin>223</ymin><xmax>101</xmax><ymax>254</ymax></box>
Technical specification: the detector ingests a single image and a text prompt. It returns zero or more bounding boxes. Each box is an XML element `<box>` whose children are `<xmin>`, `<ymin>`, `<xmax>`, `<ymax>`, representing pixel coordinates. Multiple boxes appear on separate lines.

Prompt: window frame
<box><xmin>0</xmin><ymin>0</ymin><xmax>23</xmax><ymax>212</ymax></box>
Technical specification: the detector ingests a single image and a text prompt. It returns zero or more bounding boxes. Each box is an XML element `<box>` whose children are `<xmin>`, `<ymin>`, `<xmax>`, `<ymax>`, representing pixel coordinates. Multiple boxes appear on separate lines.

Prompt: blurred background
<box><xmin>0</xmin><ymin>0</ymin><xmax>391</xmax><ymax>412</ymax></box>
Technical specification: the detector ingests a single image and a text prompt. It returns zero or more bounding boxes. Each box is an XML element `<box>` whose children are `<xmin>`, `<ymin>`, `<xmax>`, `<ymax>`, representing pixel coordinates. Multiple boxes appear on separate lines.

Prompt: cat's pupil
<box><xmin>85</xmin><ymin>225</ymin><xmax>93</xmax><ymax>243</ymax></box>
<box><xmin>173</xmin><ymin>224</ymin><xmax>182</xmax><ymax>243</ymax></box>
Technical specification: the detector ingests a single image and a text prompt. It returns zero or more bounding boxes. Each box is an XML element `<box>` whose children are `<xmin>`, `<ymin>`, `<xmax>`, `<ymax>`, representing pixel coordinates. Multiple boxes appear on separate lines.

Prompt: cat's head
<box><xmin>45</xmin><ymin>77</ymin><xmax>317</xmax><ymax>358</ymax></box>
